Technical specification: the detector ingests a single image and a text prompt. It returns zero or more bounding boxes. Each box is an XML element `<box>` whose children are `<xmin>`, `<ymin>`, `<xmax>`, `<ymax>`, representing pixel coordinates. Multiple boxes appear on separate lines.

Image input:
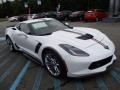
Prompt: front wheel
<box><xmin>43</xmin><ymin>50</ymin><xmax>67</xmax><ymax>78</ymax></box>
<box><xmin>6</xmin><ymin>36</ymin><xmax>15</xmax><ymax>52</ymax></box>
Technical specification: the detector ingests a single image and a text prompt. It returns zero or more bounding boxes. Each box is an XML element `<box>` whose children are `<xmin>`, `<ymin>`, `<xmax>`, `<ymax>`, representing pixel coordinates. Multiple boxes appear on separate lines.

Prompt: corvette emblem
<box><xmin>63</xmin><ymin>31</ymin><xmax>110</xmax><ymax>50</ymax></box>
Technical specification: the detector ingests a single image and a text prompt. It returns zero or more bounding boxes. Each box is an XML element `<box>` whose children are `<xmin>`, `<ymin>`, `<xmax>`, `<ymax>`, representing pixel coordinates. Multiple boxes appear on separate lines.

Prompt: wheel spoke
<box><xmin>45</xmin><ymin>61</ymin><xmax>50</xmax><ymax>65</ymax></box>
<box><xmin>54</xmin><ymin>66</ymin><xmax>60</xmax><ymax>74</ymax></box>
<box><xmin>6</xmin><ymin>38</ymin><xmax>14</xmax><ymax>51</ymax></box>
<box><xmin>45</xmin><ymin>53</ymin><xmax>60</xmax><ymax>76</ymax></box>
<box><xmin>46</xmin><ymin>55</ymin><xmax>52</xmax><ymax>60</ymax></box>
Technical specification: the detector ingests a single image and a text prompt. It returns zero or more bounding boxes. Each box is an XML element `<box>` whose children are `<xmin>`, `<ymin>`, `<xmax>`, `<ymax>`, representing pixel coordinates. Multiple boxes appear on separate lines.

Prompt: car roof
<box><xmin>21</xmin><ymin>18</ymin><xmax>53</xmax><ymax>24</ymax></box>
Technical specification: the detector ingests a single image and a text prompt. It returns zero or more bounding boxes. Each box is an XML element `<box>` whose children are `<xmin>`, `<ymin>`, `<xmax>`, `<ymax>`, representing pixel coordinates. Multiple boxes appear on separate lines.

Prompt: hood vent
<box><xmin>77</xmin><ymin>34</ymin><xmax>93</xmax><ymax>40</ymax></box>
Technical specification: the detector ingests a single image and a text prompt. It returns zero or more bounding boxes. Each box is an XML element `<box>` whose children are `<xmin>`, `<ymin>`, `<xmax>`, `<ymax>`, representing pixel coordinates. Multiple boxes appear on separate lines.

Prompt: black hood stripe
<box><xmin>92</xmin><ymin>38</ymin><xmax>109</xmax><ymax>49</ymax></box>
<box><xmin>62</xmin><ymin>30</ymin><xmax>83</xmax><ymax>35</ymax></box>
<box><xmin>62</xmin><ymin>29</ymin><xmax>109</xmax><ymax>49</ymax></box>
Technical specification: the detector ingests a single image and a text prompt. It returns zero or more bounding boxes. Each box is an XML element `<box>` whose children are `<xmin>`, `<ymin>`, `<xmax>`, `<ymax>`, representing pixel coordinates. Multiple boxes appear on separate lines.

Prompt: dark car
<box><xmin>45</xmin><ymin>12</ymin><xmax>57</xmax><ymax>19</ymax></box>
<box><xmin>28</xmin><ymin>13</ymin><xmax>46</xmax><ymax>19</ymax></box>
<box><xmin>39</xmin><ymin>12</ymin><xmax>47</xmax><ymax>18</ymax></box>
<box><xmin>18</xmin><ymin>14</ymin><xmax>28</xmax><ymax>21</ymax></box>
<box><xmin>84</xmin><ymin>9</ymin><xmax>108</xmax><ymax>21</ymax></box>
<box><xmin>69</xmin><ymin>11</ymin><xmax>85</xmax><ymax>21</ymax></box>
<box><xmin>57</xmin><ymin>10</ymin><xmax>72</xmax><ymax>21</ymax></box>
<box><xmin>31</xmin><ymin>13</ymin><xmax>42</xmax><ymax>19</ymax></box>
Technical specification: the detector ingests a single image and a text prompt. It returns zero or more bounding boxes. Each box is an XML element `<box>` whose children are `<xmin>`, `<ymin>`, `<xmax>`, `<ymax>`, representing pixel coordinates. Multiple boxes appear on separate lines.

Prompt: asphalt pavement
<box><xmin>0</xmin><ymin>21</ymin><xmax>120</xmax><ymax>90</ymax></box>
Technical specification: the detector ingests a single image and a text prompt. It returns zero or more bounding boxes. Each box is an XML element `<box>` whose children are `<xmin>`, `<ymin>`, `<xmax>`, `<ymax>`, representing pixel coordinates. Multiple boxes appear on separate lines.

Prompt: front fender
<box><xmin>38</xmin><ymin>43</ymin><xmax>71</xmax><ymax>64</ymax></box>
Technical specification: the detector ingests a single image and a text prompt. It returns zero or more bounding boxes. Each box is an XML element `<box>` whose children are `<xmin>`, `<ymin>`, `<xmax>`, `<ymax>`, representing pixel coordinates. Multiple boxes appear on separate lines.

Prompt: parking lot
<box><xmin>0</xmin><ymin>21</ymin><xmax>120</xmax><ymax>90</ymax></box>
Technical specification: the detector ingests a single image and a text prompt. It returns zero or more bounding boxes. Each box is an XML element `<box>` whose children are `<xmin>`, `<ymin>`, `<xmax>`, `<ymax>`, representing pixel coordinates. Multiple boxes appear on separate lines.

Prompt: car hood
<box><xmin>48</xmin><ymin>27</ymin><xmax>105</xmax><ymax>49</ymax></box>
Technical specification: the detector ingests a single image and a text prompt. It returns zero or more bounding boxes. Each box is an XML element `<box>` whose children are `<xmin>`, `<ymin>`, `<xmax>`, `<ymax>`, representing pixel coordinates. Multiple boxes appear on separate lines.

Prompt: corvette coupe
<box><xmin>5</xmin><ymin>18</ymin><xmax>116</xmax><ymax>77</ymax></box>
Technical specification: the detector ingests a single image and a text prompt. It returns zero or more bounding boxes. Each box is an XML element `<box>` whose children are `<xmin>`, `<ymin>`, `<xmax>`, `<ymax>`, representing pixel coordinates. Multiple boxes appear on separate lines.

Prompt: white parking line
<box><xmin>96</xmin><ymin>77</ymin><xmax>108</xmax><ymax>90</ymax></box>
<box><xmin>0</xmin><ymin>60</ymin><xmax>20</xmax><ymax>83</ymax></box>
<box><xmin>32</xmin><ymin>69</ymin><xmax>43</xmax><ymax>90</ymax></box>
<box><xmin>75</xmin><ymin>80</ymin><xmax>84</xmax><ymax>90</ymax></box>
<box><xmin>9</xmin><ymin>61</ymin><xmax>31</xmax><ymax>90</ymax></box>
<box><xmin>0</xmin><ymin>37</ymin><xmax>5</xmax><ymax>43</ymax></box>
<box><xmin>0</xmin><ymin>37</ymin><xmax>5</xmax><ymax>41</ymax></box>
<box><xmin>110</xmin><ymin>69</ymin><xmax>120</xmax><ymax>84</ymax></box>
<box><xmin>54</xmin><ymin>79</ymin><xmax>61</xmax><ymax>90</ymax></box>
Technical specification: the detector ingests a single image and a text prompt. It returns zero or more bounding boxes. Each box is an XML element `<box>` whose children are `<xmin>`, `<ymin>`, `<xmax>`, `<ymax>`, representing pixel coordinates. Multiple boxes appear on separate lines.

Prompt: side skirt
<box><xmin>22</xmin><ymin>51</ymin><xmax>44</xmax><ymax>66</ymax></box>
<box><xmin>16</xmin><ymin>45</ymin><xmax>43</xmax><ymax>66</ymax></box>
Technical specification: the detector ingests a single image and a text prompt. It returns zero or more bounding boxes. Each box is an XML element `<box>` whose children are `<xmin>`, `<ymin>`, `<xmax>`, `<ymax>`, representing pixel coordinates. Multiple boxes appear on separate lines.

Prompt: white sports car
<box><xmin>8</xmin><ymin>16</ymin><xmax>18</xmax><ymax>22</ymax></box>
<box><xmin>5</xmin><ymin>18</ymin><xmax>116</xmax><ymax>77</ymax></box>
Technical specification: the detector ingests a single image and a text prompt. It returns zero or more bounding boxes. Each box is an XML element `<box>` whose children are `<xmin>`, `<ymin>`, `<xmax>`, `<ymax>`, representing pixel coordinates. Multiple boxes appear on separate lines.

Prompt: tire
<box><xmin>6</xmin><ymin>36</ymin><xmax>15</xmax><ymax>52</ymax></box>
<box><xmin>43</xmin><ymin>50</ymin><xmax>67</xmax><ymax>78</ymax></box>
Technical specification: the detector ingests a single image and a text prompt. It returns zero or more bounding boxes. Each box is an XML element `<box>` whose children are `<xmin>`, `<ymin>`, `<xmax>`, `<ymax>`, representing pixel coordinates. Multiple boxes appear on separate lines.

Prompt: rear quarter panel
<box><xmin>5</xmin><ymin>27</ymin><xmax>15</xmax><ymax>43</ymax></box>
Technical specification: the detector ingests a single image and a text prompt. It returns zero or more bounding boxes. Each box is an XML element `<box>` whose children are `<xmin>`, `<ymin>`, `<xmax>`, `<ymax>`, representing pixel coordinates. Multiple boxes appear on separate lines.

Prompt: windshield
<box><xmin>29</xmin><ymin>19</ymin><xmax>69</xmax><ymax>35</ymax></box>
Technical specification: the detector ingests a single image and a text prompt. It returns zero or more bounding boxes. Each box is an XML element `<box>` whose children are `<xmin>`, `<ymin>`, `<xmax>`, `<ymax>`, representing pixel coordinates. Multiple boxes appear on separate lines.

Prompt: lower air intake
<box><xmin>89</xmin><ymin>56</ymin><xmax>113</xmax><ymax>70</ymax></box>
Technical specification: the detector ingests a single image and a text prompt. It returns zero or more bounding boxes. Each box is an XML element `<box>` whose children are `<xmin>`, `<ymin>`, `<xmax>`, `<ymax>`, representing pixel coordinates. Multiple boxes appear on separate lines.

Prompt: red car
<box><xmin>84</xmin><ymin>9</ymin><xmax>108</xmax><ymax>21</ymax></box>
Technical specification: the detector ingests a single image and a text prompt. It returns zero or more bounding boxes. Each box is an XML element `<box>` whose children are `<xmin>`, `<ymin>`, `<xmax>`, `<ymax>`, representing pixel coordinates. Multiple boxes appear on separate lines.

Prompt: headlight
<box><xmin>59</xmin><ymin>44</ymin><xmax>89</xmax><ymax>56</ymax></box>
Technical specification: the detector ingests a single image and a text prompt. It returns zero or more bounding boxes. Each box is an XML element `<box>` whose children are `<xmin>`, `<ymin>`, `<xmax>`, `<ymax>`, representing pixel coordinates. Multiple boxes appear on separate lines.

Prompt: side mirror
<box><xmin>64</xmin><ymin>22</ymin><xmax>73</xmax><ymax>29</ymax></box>
<box><xmin>12</xmin><ymin>27</ymin><xmax>17</xmax><ymax>30</ymax></box>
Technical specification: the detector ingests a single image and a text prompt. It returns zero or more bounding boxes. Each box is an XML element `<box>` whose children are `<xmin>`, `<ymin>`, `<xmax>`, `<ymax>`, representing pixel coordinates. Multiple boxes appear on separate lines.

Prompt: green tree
<box><xmin>0</xmin><ymin>0</ymin><xmax>110</xmax><ymax>18</ymax></box>
<box><xmin>11</xmin><ymin>0</ymin><xmax>25</xmax><ymax>15</ymax></box>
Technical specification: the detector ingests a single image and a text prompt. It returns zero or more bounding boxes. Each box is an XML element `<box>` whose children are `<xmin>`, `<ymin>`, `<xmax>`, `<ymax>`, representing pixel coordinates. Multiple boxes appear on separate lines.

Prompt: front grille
<box><xmin>89</xmin><ymin>56</ymin><xmax>113</xmax><ymax>70</ymax></box>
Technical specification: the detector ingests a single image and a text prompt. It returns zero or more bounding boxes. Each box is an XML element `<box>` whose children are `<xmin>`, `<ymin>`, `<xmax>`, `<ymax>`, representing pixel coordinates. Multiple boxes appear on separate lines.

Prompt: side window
<box><xmin>20</xmin><ymin>24</ymin><xmax>30</xmax><ymax>34</ymax></box>
<box><xmin>16</xmin><ymin>23</ymin><xmax>21</xmax><ymax>30</ymax></box>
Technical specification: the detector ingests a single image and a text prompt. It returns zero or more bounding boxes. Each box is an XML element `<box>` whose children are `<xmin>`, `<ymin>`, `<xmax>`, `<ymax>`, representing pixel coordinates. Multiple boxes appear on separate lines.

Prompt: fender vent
<box><xmin>35</xmin><ymin>43</ymin><xmax>42</xmax><ymax>53</ymax></box>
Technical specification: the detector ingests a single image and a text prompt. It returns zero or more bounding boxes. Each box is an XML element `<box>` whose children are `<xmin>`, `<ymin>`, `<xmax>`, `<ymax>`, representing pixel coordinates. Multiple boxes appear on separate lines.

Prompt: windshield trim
<box><xmin>28</xmin><ymin>19</ymin><xmax>71</xmax><ymax>36</ymax></box>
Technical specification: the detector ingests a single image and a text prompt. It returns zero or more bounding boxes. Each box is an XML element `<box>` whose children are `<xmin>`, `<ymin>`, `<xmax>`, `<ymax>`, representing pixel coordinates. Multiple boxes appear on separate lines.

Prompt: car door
<box><xmin>13</xmin><ymin>23</ymin><xmax>39</xmax><ymax>58</ymax></box>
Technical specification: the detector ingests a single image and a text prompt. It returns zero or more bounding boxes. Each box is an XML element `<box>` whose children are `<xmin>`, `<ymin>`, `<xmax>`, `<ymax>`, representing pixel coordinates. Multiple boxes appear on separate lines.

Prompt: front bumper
<box><xmin>66</xmin><ymin>53</ymin><xmax>116</xmax><ymax>77</ymax></box>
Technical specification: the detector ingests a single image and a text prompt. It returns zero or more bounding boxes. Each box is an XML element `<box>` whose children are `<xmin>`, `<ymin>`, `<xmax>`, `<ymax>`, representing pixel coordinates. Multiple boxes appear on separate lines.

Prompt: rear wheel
<box><xmin>43</xmin><ymin>50</ymin><xmax>67</xmax><ymax>78</ymax></box>
<box><xmin>6</xmin><ymin>36</ymin><xmax>15</xmax><ymax>52</ymax></box>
